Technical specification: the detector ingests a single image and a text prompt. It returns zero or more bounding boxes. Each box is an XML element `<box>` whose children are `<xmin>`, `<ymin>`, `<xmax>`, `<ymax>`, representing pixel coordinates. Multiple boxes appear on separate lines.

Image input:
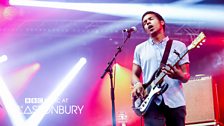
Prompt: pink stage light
<box><xmin>2</xmin><ymin>6</ymin><xmax>16</xmax><ymax>20</ymax></box>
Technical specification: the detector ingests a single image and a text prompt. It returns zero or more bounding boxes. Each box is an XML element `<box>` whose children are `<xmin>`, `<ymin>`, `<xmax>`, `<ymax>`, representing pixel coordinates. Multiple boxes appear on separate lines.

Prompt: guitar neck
<box><xmin>152</xmin><ymin>32</ymin><xmax>206</xmax><ymax>87</ymax></box>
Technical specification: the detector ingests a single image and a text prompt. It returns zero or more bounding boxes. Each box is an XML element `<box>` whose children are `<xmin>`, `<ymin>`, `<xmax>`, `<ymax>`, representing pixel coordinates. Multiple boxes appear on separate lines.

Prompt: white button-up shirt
<box><xmin>133</xmin><ymin>36</ymin><xmax>189</xmax><ymax>108</ymax></box>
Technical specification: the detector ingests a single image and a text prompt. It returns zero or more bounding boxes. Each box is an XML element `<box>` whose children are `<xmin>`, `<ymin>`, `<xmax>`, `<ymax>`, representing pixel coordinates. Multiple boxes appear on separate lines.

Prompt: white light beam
<box><xmin>24</xmin><ymin>57</ymin><xmax>87</xmax><ymax>126</ymax></box>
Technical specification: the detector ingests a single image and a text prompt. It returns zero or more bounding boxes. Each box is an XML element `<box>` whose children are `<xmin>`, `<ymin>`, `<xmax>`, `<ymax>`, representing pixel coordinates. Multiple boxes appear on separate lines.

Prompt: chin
<box><xmin>150</xmin><ymin>31</ymin><xmax>157</xmax><ymax>37</ymax></box>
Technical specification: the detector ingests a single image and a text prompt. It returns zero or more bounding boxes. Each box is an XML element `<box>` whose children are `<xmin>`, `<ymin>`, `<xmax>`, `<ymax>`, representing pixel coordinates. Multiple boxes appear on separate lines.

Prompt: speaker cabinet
<box><xmin>183</xmin><ymin>76</ymin><xmax>223</xmax><ymax>125</ymax></box>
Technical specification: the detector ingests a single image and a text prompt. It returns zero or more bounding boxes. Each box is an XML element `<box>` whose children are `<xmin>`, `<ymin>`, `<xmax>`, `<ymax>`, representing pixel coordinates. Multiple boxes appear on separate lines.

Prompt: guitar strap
<box><xmin>143</xmin><ymin>39</ymin><xmax>173</xmax><ymax>89</ymax></box>
<box><xmin>160</xmin><ymin>39</ymin><xmax>173</xmax><ymax>67</ymax></box>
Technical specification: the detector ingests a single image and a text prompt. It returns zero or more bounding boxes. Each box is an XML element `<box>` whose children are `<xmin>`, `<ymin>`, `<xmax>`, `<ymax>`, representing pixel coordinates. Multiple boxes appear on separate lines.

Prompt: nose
<box><xmin>146</xmin><ymin>20</ymin><xmax>151</xmax><ymax>26</ymax></box>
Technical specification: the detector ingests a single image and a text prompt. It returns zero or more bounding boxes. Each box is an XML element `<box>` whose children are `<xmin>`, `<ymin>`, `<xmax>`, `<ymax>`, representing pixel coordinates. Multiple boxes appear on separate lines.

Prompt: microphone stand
<box><xmin>100</xmin><ymin>32</ymin><xmax>133</xmax><ymax>126</ymax></box>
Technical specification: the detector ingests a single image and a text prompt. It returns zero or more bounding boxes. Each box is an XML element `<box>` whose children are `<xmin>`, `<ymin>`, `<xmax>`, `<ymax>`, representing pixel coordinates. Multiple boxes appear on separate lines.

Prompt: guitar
<box><xmin>132</xmin><ymin>32</ymin><xmax>206</xmax><ymax>116</ymax></box>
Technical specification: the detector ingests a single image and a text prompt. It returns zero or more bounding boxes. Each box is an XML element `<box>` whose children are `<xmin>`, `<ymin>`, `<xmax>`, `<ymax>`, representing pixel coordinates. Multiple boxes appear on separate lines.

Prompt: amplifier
<box><xmin>183</xmin><ymin>76</ymin><xmax>219</xmax><ymax>124</ymax></box>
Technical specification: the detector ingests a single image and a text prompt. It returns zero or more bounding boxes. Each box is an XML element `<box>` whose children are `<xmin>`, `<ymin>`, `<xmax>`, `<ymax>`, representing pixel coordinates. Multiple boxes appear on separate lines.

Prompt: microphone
<box><xmin>123</xmin><ymin>26</ymin><xmax>137</xmax><ymax>33</ymax></box>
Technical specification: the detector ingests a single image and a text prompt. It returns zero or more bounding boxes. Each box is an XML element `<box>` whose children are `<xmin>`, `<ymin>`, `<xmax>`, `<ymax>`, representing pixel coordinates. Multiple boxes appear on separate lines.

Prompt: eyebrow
<box><xmin>143</xmin><ymin>17</ymin><xmax>153</xmax><ymax>24</ymax></box>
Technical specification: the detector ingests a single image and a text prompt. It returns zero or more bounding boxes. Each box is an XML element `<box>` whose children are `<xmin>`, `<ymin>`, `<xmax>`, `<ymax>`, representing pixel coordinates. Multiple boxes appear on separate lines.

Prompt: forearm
<box><xmin>131</xmin><ymin>63</ymin><xmax>142</xmax><ymax>86</ymax></box>
<box><xmin>178</xmin><ymin>72</ymin><xmax>190</xmax><ymax>83</ymax></box>
<box><xmin>177</xmin><ymin>63</ymin><xmax>190</xmax><ymax>83</ymax></box>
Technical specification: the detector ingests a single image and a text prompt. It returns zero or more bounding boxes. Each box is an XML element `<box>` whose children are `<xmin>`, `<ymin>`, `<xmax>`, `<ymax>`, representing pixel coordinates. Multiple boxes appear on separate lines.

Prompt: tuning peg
<box><xmin>200</xmin><ymin>43</ymin><xmax>203</xmax><ymax>46</ymax></box>
<box><xmin>197</xmin><ymin>46</ymin><xmax>200</xmax><ymax>48</ymax></box>
<box><xmin>202</xmin><ymin>39</ymin><xmax>206</xmax><ymax>42</ymax></box>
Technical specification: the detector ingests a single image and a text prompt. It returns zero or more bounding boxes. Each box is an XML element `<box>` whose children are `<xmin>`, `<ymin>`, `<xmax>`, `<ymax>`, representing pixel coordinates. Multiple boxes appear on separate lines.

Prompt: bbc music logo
<box><xmin>25</xmin><ymin>98</ymin><xmax>44</xmax><ymax>104</ymax></box>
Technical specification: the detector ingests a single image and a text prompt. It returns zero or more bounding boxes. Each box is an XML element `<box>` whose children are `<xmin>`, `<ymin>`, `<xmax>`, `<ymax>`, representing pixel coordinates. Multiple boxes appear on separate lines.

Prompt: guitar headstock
<box><xmin>188</xmin><ymin>32</ymin><xmax>206</xmax><ymax>50</ymax></box>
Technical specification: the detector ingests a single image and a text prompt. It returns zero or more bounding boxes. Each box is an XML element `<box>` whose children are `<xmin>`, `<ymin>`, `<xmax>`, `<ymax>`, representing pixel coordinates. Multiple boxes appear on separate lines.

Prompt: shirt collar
<box><xmin>148</xmin><ymin>36</ymin><xmax>169</xmax><ymax>45</ymax></box>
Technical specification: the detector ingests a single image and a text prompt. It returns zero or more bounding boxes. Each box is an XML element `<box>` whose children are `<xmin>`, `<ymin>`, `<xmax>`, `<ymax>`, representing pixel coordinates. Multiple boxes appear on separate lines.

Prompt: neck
<box><xmin>151</xmin><ymin>31</ymin><xmax>166</xmax><ymax>43</ymax></box>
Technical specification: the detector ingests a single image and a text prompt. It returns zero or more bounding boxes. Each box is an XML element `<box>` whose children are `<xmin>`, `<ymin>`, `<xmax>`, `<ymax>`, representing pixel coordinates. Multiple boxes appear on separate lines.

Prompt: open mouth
<box><xmin>148</xmin><ymin>25</ymin><xmax>153</xmax><ymax>31</ymax></box>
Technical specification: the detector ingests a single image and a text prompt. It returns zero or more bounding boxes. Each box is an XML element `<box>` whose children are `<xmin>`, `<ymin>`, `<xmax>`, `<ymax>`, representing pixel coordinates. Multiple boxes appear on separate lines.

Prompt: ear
<box><xmin>160</xmin><ymin>20</ymin><xmax>165</xmax><ymax>26</ymax></box>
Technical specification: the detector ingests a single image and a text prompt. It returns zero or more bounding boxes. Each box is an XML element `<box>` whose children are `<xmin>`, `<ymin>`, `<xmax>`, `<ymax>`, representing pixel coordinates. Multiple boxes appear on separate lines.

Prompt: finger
<box><xmin>140</xmin><ymin>88</ymin><xmax>145</xmax><ymax>98</ymax></box>
<box><xmin>141</xmin><ymin>90</ymin><xmax>145</xmax><ymax>98</ymax></box>
<box><xmin>161</xmin><ymin>69</ymin><xmax>167</xmax><ymax>73</ymax></box>
<box><xmin>167</xmin><ymin>64</ymin><xmax>174</xmax><ymax>71</ymax></box>
<box><xmin>131</xmin><ymin>90</ymin><xmax>137</xmax><ymax>97</ymax></box>
<box><xmin>136</xmin><ymin>88</ymin><xmax>140</xmax><ymax>94</ymax></box>
<box><xmin>135</xmin><ymin>88</ymin><xmax>141</xmax><ymax>97</ymax></box>
<box><xmin>132</xmin><ymin>92</ymin><xmax>136</xmax><ymax>97</ymax></box>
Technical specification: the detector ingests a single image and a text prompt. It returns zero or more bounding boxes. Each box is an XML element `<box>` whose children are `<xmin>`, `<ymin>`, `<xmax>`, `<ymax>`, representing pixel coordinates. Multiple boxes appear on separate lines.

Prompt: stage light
<box><xmin>9</xmin><ymin>0</ymin><xmax>144</xmax><ymax>17</ymax></box>
<box><xmin>0</xmin><ymin>76</ymin><xmax>25</xmax><ymax>126</ymax></box>
<box><xmin>0</xmin><ymin>55</ymin><xmax>7</xmax><ymax>63</ymax></box>
<box><xmin>24</xmin><ymin>57</ymin><xmax>87</xmax><ymax>126</ymax></box>
<box><xmin>2</xmin><ymin>6</ymin><xmax>16</xmax><ymax>20</ymax></box>
<box><xmin>6</xmin><ymin>63</ymin><xmax>40</xmax><ymax>96</ymax></box>
<box><xmin>9</xmin><ymin>0</ymin><xmax>224</xmax><ymax>31</ymax></box>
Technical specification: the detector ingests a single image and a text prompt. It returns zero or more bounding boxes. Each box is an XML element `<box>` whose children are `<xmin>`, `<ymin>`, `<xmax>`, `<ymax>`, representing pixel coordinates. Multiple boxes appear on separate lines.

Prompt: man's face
<box><xmin>142</xmin><ymin>13</ymin><xmax>164</xmax><ymax>36</ymax></box>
